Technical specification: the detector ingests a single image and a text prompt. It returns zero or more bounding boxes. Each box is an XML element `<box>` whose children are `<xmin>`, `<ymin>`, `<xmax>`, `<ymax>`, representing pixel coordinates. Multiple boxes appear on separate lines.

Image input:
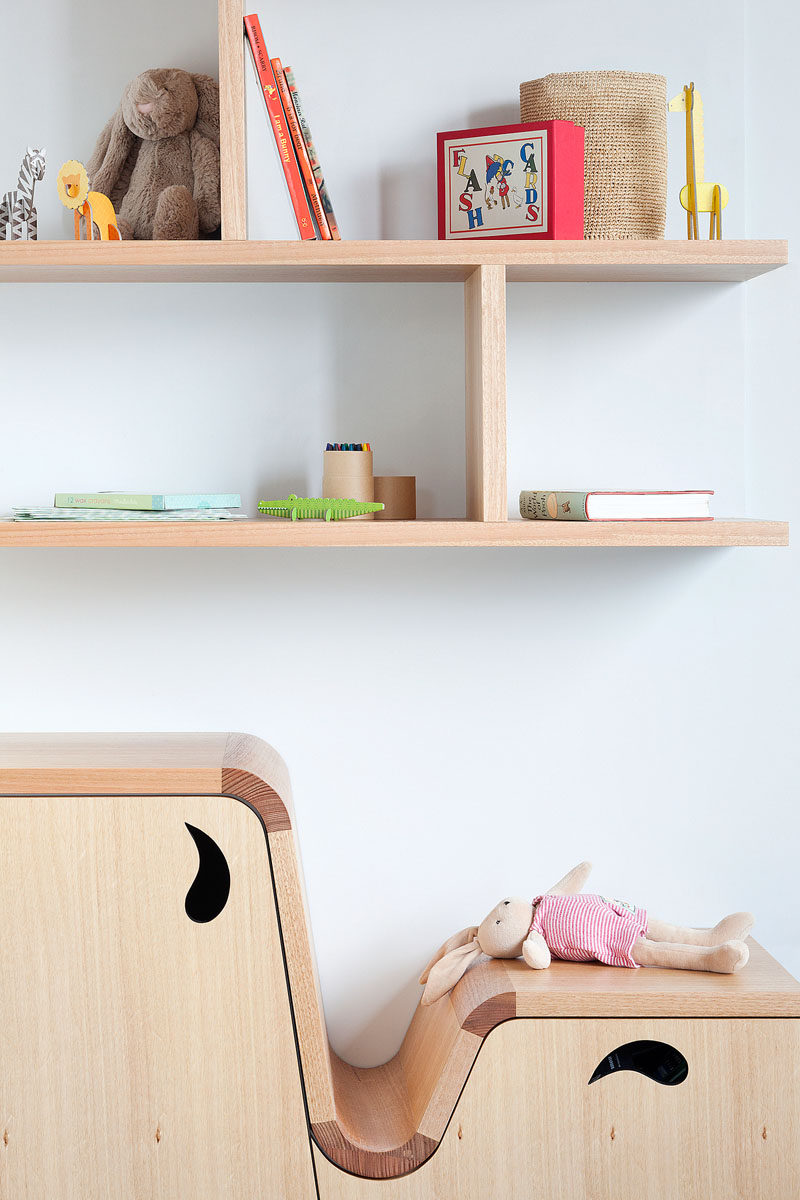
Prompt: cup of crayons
<box><xmin>322</xmin><ymin>442</ymin><xmax>374</xmax><ymax>519</ymax></box>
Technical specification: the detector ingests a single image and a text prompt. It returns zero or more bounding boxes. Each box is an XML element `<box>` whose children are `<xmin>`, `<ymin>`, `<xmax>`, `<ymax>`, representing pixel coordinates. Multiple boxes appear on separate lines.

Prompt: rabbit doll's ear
<box><xmin>87</xmin><ymin>108</ymin><xmax>135</xmax><ymax>199</ymax></box>
<box><xmin>419</xmin><ymin>926</ymin><xmax>479</xmax><ymax>985</ymax></box>
<box><xmin>420</xmin><ymin>939</ymin><xmax>482</xmax><ymax>1006</ymax></box>
<box><xmin>191</xmin><ymin>73</ymin><xmax>220</xmax><ymax>144</ymax></box>
<box><xmin>547</xmin><ymin>861</ymin><xmax>592</xmax><ymax>896</ymax></box>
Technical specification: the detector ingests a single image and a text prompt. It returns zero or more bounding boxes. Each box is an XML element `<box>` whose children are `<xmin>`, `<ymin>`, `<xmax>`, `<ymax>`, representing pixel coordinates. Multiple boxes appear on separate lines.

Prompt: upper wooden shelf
<box><xmin>0</xmin><ymin>239</ymin><xmax>787</xmax><ymax>283</ymax></box>
<box><xmin>0</xmin><ymin>519</ymin><xmax>788</xmax><ymax>548</ymax></box>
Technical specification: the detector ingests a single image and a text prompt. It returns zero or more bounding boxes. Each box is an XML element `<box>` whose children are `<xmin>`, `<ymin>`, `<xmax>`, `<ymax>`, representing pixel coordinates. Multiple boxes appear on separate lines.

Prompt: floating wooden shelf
<box><xmin>0</xmin><ymin>519</ymin><xmax>788</xmax><ymax>548</ymax></box>
<box><xmin>0</xmin><ymin>238</ymin><xmax>788</xmax><ymax>283</ymax></box>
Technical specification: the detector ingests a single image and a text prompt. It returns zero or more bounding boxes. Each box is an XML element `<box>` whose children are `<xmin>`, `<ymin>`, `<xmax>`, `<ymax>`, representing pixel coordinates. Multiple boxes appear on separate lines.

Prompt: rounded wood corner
<box><xmin>221</xmin><ymin>732</ymin><xmax>294</xmax><ymax>832</ymax></box>
<box><xmin>459</xmin><ymin>991</ymin><xmax>516</xmax><ymax>1036</ymax></box>
<box><xmin>311</xmin><ymin>1122</ymin><xmax>437</xmax><ymax>1180</ymax></box>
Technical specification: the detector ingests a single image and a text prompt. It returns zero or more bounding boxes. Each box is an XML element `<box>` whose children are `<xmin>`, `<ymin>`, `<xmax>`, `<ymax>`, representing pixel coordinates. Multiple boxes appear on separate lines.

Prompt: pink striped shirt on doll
<box><xmin>419</xmin><ymin>861</ymin><xmax>754</xmax><ymax>1006</ymax></box>
<box><xmin>530</xmin><ymin>893</ymin><xmax>647</xmax><ymax>969</ymax></box>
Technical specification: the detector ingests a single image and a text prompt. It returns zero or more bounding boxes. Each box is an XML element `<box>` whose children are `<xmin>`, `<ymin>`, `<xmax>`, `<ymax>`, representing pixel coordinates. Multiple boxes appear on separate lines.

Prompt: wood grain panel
<box><xmin>465</xmin><ymin>264</ymin><xmax>507</xmax><ymax>521</ymax></box>
<box><xmin>461</xmin><ymin>945</ymin><xmax>800</xmax><ymax>1019</ymax></box>
<box><xmin>217</xmin><ymin>0</ymin><xmax>246</xmax><ymax>239</ymax></box>
<box><xmin>0</xmin><ymin>518</ymin><xmax>788</xmax><ymax>548</ymax></box>
<box><xmin>0</xmin><ymin>793</ymin><xmax>315</xmax><ymax>1199</ymax></box>
<box><xmin>314</xmin><ymin>1017</ymin><xmax>800</xmax><ymax>1200</ymax></box>
<box><xmin>0</xmin><ymin>733</ymin><xmax>293</xmax><ymax>833</ymax></box>
<box><xmin>0</xmin><ymin>240</ymin><xmax>788</xmax><ymax>283</ymax></box>
<box><xmin>268</xmin><ymin>829</ymin><xmax>336</xmax><ymax>1125</ymax></box>
<box><xmin>4</xmin><ymin>738</ymin><xmax>799</xmax><ymax>1187</ymax></box>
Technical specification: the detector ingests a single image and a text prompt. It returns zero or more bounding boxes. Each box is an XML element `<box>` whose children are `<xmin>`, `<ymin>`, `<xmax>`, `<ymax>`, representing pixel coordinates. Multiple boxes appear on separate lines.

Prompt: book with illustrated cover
<box><xmin>519</xmin><ymin>491</ymin><xmax>714</xmax><ymax>521</ymax></box>
<box><xmin>244</xmin><ymin>39</ymin><xmax>301</xmax><ymax>239</ymax></box>
<box><xmin>284</xmin><ymin>66</ymin><xmax>341</xmax><ymax>240</ymax></box>
<box><xmin>244</xmin><ymin>13</ymin><xmax>316</xmax><ymax>240</ymax></box>
<box><xmin>54</xmin><ymin>492</ymin><xmax>241</xmax><ymax>511</ymax></box>
<box><xmin>272</xmin><ymin>58</ymin><xmax>331</xmax><ymax>239</ymax></box>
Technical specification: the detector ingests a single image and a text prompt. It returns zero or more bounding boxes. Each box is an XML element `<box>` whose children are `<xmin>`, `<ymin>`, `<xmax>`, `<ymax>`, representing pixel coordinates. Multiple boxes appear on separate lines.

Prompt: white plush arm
<box><xmin>522</xmin><ymin>929</ymin><xmax>551</xmax><ymax>969</ymax></box>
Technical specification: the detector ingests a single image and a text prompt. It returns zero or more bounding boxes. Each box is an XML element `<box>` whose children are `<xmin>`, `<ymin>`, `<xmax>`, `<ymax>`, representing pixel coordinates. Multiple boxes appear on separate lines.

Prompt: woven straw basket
<box><xmin>520</xmin><ymin>70</ymin><xmax>667</xmax><ymax>239</ymax></box>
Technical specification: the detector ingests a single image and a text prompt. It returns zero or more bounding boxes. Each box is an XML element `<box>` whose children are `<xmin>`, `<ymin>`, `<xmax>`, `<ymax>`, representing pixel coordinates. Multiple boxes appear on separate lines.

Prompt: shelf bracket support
<box><xmin>465</xmin><ymin>264</ymin><xmax>507</xmax><ymax>521</ymax></box>
<box><xmin>218</xmin><ymin>0</ymin><xmax>247</xmax><ymax>240</ymax></box>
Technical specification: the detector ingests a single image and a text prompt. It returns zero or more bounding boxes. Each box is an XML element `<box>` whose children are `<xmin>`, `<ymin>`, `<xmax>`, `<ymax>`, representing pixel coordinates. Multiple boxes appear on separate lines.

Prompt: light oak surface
<box><xmin>0</xmin><ymin>518</ymin><xmax>788</xmax><ymax>548</ymax></box>
<box><xmin>0</xmin><ymin>731</ymin><xmax>294</xmax><ymax>831</ymax></box>
<box><xmin>314</xmin><ymin>1018</ymin><xmax>800</xmax><ymax>1200</ymax></box>
<box><xmin>0</xmin><ymin>239</ymin><xmax>788</xmax><ymax>282</ymax></box>
<box><xmin>0</xmin><ymin>792</ymin><xmax>315</xmax><ymax>1200</ymax></box>
<box><xmin>217</xmin><ymin>0</ymin><xmax>246</xmax><ymax>239</ymax></box>
<box><xmin>465</xmin><ymin>265</ymin><xmax>507</xmax><ymax>521</ymax></box>
<box><xmin>3</xmin><ymin>735</ymin><xmax>799</xmax><ymax>1191</ymax></box>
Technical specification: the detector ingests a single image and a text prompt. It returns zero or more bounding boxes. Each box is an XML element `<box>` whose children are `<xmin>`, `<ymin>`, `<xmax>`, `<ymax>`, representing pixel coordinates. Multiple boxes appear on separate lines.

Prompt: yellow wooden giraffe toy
<box><xmin>56</xmin><ymin>159</ymin><xmax>121</xmax><ymax>240</ymax></box>
<box><xmin>668</xmin><ymin>83</ymin><xmax>729</xmax><ymax>239</ymax></box>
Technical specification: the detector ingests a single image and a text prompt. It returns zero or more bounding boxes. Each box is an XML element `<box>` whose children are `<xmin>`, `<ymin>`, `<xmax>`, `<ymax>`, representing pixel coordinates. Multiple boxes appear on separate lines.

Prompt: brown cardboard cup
<box><xmin>322</xmin><ymin>450</ymin><xmax>375</xmax><ymax>519</ymax></box>
<box><xmin>373</xmin><ymin>476</ymin><xmax>416</xmax><ymax>520</ymax></box>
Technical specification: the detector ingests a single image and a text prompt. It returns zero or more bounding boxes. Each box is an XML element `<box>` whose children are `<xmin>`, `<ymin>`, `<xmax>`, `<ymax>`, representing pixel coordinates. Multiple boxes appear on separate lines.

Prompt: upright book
<box><xmin>284</xmin><ymin>66</ymin><xmax>341</xmax><ymax>239</ymax></box>
<box><xmin>244</xmin><ymin>14</ymin><xmax>316</xmax><ymax>240</ymax></box>
<box><xmin>272</xmin><ymin>58</ymin><xmax>331</xmax><ymax>239</ymax></box>
<box><xmin>519</xmin><ymin>490</ymin><xmax>714</xmax><ymax>521</ymax></box>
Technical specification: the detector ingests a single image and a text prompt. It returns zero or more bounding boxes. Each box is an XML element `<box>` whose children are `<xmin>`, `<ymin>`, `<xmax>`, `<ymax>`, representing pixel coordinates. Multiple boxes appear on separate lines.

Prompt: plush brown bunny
<box><xmin>419</xmin><ymin>862</ymin><xmax>755</xmax><ymax>1005</ymax></box>
<box><xmin>87</xmin><ymin>68</ymin><xmax>220</xmax><ymax>240</ymax></box>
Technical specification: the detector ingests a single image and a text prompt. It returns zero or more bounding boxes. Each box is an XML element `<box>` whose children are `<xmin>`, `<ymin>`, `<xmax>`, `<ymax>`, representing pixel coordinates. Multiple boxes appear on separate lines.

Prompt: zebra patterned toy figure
<box><xmin>1</xmin><ymin>147</ymin><xmax>47</xmax><ymax>240</ymax></box>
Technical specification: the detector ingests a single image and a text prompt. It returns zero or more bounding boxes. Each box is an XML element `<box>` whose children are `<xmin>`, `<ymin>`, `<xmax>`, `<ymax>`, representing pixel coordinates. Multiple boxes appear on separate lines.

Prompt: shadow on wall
<box><xmin>506</xmin><ymin>281</ymin><xmax>748</xmax><ymax>518</ymax></box>
<box><xmin>49</xmin><ymin>0</ymin><xmax>219</xmax><ymax>240</ymax></box>
<box><xmin>376</xmin><ymin>104</ymin><xmax>518</xmax><ymax>239</ymax></box>
<box><xmin>324</xmin><ymin>285</ymin><xmax>466</xmax><ymax>517</ymax></box>
<box><xmin>0</xmin><ymin>542</ymin><xmax>758</xmax><ymax>1069</ymax></box>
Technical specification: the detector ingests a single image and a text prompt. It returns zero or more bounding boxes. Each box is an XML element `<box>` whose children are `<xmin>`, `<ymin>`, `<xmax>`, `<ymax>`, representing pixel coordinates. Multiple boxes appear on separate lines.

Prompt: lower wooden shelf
<box><xmin>0</xmin><ymin>518</ymin><xmax>788</xmax><ymax>548</ymax></box>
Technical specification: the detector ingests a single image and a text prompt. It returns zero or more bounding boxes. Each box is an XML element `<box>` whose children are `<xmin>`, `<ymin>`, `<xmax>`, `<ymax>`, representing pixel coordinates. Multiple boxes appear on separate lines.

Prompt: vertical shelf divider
<box><xmin>218</xmin><ymin>0</ymin><xmax>247</xmax><ymax>240</ymax></box>
<box><xmin>465</xmin><ymin>264</ymin><xmax>508</xmax><ymax>521</ymax></box>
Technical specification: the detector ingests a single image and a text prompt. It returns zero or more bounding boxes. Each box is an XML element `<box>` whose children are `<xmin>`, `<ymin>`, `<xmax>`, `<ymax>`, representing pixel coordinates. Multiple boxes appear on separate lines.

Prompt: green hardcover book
<box><xmin>520</xmin><ymin>491</ymin><xmax>589</xmax><ymax>520</ymax></box>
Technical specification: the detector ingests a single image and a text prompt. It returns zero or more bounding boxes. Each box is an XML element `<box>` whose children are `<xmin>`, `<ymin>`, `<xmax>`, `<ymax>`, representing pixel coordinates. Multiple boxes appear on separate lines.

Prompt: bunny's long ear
<box><xmin>87</xmin><ymin>108</ymin><xmax>135</xmax><ymax>199</ymax></box>
<box><xmin>420</xmin><ymin>938</ymin><xmax>482</xmax><ymax>1006</ymax></box>
<box><xmin>192</xmin><ymin>73</ymin><xmax>220</xmax><ymax>145</ymax></box>
<box><xmin>547</xmin><ymin>861</ymin><xmax>592</xmax><ymax>896</ymax></box>
<box><xmin>419</xmin><ymin>925</ymin><xmax>478</xmax><ymax>984</ymax></box>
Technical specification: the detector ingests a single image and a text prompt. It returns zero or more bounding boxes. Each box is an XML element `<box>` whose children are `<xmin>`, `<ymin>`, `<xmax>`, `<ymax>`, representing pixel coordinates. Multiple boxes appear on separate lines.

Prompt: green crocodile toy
<box><xmin>257</xmin><ymin>495</ymin><xmax>385</xmax><ymax>521</ymax></box>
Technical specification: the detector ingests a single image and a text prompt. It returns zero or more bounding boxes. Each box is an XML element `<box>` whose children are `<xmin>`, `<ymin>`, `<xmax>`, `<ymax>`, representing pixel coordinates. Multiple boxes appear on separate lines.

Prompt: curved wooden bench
<box><xmin>2</xmin><ymin>733</ymin><xmax>800</xmax><ymax>1199</ymax></box>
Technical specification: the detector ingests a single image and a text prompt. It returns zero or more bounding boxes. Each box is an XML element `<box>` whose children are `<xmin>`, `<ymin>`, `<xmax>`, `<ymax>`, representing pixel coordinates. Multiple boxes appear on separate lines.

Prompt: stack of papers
<box><xmin>11</xmin><ymin>508</ymin><xmax>248</xmax><ymax>521</ymax></box>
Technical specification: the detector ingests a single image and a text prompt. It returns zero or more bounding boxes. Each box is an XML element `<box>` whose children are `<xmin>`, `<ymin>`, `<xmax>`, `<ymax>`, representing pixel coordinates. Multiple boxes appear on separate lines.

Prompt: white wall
<box><xmin>1</xmin><ymin>0</ymin><xmax>797</xmax><ymax>1067</ymax></box>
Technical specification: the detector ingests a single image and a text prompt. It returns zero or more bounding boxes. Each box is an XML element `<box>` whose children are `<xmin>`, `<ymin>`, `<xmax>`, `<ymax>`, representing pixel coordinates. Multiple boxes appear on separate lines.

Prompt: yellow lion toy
<box><xmin>56</xmin><ymin>160</ymin><xmax>120</xmax><ymax>240</ymax></box>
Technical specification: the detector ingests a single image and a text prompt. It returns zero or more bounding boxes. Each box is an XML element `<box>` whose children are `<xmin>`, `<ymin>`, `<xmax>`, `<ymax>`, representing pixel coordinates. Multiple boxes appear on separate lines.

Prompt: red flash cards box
<box><xmin>437</xmin><ymin>121</ymin><xmax>584</xmax><ymax>240</ymax></box>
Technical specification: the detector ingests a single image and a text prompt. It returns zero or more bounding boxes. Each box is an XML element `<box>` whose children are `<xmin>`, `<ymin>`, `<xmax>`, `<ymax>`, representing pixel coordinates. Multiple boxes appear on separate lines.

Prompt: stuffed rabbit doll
<box><xmin>87</xmin><ymin>67</ymin><xmax>220</xmax><ymax>240</ymax></box>
<box><xmin>419</xmin><ymin>862</ymin><xmax>754</xmax><ymax>1006</ymax></box>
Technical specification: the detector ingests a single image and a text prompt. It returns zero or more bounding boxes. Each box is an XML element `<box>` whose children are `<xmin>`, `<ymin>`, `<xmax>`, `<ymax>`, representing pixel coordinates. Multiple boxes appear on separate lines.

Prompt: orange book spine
<box><xmin>243</xmin><ymin>14</ymin><xmax>316</xmax><ymax>240</ymax></box>
<box><xmin>272</xmin><ymin>57</ymin><xmax>331</xmax><ymax>240</ymax></box>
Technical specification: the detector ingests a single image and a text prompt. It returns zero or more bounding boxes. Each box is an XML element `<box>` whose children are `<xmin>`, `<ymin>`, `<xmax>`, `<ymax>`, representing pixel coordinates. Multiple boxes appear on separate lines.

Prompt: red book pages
<box><xmin>272</xmin><ymin>57</ymin><xmax>331</xmax><ymax>239</ymax></box>
<box><xmin>243</xmin><ymin>14</ymin><xmax>316</xmax><ymax>240</ymax></box>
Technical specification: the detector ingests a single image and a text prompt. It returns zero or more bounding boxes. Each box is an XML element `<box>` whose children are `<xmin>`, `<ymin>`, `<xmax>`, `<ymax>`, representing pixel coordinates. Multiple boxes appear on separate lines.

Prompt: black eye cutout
<box><xmin>589</xmin><ymin>1040</ymin><xmax>688</xmax><ymax>1087</ymax></box>
<box><xmin>504</xmin><ymin>900</ymin><xmax>510</xmax><ymax>905</ymax></box>
<box><xmin>184</xmin><ymin>823</ymin><xmax>231</xmax><ymax>923</ymax></box>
